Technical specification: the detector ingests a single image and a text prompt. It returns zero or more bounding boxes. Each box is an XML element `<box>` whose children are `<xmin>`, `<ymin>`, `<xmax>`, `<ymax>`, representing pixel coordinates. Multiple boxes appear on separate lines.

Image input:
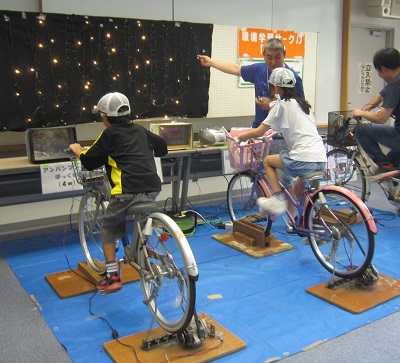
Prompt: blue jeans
<box><xmin>355</xmin><ymin>123</ymin><xmax>400</xmax><ymax>166</ymax></box>
<box><xmin>280</xmin><ymin>150</ymin><xmax>326</xmax><ymax>177</ymax></box>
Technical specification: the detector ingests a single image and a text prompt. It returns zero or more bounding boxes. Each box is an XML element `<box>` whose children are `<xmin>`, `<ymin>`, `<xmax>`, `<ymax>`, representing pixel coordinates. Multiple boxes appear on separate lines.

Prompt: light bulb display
<box><xmin>0</xmin><ymin>10</ymin><xmax>213</xmax><ymax>131</ymax></box>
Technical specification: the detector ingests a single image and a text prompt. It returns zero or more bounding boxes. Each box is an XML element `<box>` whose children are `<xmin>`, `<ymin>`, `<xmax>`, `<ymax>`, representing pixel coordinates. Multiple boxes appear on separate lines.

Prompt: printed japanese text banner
<box><xmin>238</xmin><ymin>28</ymin><xmax>305</xmax><ymax>59</ymax></box>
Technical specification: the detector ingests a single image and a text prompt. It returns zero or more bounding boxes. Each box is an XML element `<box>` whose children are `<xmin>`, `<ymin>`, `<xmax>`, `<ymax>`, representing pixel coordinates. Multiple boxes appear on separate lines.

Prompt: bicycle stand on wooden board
<box><xmin>212</xmin><ymin>214</ymin><xmax>400</xmax><ymax>314</ymax></box>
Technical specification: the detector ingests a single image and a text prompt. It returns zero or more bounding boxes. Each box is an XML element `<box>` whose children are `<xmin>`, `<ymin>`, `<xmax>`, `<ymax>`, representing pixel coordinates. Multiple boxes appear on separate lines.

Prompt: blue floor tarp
<box><xmin>1</xmin><ymin>204</ymin><xmax>399</xmax><ymax>362</ymax></box>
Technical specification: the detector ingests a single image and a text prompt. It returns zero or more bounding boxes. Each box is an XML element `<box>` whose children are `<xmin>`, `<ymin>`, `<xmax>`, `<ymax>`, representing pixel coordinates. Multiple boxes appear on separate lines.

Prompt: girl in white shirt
<box><xmin>237</xmin><ymin>67</ymin><xmax>326</xmax><ymax>215</ymax></box>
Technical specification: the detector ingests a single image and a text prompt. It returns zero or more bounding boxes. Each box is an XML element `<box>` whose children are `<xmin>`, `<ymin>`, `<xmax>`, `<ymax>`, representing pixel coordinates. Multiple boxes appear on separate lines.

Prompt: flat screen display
<box><xmin>25</xmin><ymin>126</ymin><xmax>77</xmax><ymax>164</ymax></box>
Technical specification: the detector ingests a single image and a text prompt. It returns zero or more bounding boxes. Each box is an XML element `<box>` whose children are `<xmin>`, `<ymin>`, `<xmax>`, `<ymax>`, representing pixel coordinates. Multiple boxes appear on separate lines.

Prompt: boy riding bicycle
<box><xmin>69</xmin><ymin>92</ymin><xmax>167</xmax><ymax>292</ymax></box>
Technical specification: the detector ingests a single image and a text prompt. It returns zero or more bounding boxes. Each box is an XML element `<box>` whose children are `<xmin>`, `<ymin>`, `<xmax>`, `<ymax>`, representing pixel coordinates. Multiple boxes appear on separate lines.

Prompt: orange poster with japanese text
<box><xmin>238</xmin><ymin>28</ymin><xmax>305</xmax><ymax>59</ymax></box>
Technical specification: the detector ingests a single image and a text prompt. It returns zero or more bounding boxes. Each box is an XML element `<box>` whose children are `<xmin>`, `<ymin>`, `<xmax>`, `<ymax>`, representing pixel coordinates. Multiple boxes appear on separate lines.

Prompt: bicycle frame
<box><xmin>327</xmin><ymin>118</ymin><xmax>400</xmax><ymax>204</ymax></box>
<box><xmin>277</xmin><ymin>176</ymin><xmax>377</xmax><ymax>236</ymax></box>
<box><xmin>244</xmin><ymin>141</ymin><xmax>377</xmax><ymax>235</ymax></box>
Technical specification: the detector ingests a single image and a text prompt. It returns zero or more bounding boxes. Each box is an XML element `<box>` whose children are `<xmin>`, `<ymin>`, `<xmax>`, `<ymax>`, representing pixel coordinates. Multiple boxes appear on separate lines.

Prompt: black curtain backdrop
<box><xmin>0</xmin><ymin>11</ymin><xmax>213</xmax><ymax>131</ymax></box>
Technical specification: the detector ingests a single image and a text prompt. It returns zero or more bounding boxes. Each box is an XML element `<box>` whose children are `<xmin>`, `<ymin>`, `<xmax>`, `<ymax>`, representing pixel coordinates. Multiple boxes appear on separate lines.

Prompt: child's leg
<box><xmin>294</xmin><ymin>177</ymin><xmax>304</xmax><ymax>200</ymax></box>
<box><xmin>263</xmin><ymin>154</ymin><xmax>283</xmax><ymax>193</ymax></box>
<box><xmin>259</xmin><ymin>155</ymin><xmax>287</xmax><ymax>215</ymax></box>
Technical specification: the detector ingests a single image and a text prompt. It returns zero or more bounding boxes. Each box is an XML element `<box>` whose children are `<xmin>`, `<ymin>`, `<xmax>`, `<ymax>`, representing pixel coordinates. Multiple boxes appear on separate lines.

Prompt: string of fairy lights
<box><xmin>0</xmin><ymin>11</ymin><xmax>212</xmax><ymax>131</ymax></box>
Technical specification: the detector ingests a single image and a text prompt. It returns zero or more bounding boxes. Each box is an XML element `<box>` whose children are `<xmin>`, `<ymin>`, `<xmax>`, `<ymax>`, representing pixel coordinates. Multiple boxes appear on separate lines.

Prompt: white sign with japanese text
<box><xmin>358</xmin><ymin>62</ymin><xmax>373</xmax><ymax>94</ymax></box>
<box><xmin>40</xmin><ymin>161</ymin><xmax>83</xmax><ymax>194</ymax></box>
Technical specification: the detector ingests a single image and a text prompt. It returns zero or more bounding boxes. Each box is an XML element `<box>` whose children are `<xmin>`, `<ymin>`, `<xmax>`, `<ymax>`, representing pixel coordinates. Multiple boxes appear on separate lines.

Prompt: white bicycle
<box><xmin>72</xmin><ymin>158</ymin><xmax>198</xmax><ymax>334</ymax></box>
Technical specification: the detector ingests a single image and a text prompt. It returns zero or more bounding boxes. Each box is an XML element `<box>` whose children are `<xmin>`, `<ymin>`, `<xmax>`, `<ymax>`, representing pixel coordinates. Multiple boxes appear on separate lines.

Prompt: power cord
<box><xmin>61</xmin><ymin>220</ymin><xmax>137</xmax><ymax>353</ymax></box>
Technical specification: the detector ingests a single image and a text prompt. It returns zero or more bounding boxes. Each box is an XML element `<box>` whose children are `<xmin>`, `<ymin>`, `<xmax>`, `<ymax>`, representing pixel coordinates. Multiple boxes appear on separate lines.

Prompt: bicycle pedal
<box><xmin>286</xmin><ymin>225</ymin><xmax>296</xmax><ymax>234</ymax></box>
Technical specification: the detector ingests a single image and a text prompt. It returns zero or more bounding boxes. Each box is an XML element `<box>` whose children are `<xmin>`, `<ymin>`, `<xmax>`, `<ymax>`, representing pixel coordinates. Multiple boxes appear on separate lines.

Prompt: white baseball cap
<box><xmin>93</xmin><ymin>92</ymin><xmax>131</xmax><ymax>117</ymax></box>
<box><xmin>269</xmin><ymin>67</ymin><xmax>296</xmax><ymax>88</ymax></box>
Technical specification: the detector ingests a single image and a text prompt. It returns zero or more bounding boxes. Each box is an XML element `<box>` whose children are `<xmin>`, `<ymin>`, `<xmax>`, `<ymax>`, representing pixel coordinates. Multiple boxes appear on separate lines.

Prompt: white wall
<box><xmin>1</xmin><ymin>0</ymin><xmax>400</xmax><ymax>233</ymax></box>
<box><xmin>2</xmin><ymin>0</ymin><xmax>397</xmax><ymax>126</ymax></box>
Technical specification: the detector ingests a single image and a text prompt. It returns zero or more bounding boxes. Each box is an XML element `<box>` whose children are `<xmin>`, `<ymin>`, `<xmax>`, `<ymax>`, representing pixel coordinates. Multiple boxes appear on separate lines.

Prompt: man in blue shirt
<box><xmin>198</xmin><ymin>38</ymin><xmax>304</xmax><ymax>223</ymax></box>
<box><xmin>352</xmin><ymin>48</ymin><xmax>400</xmax><ymax>170</ymax></box>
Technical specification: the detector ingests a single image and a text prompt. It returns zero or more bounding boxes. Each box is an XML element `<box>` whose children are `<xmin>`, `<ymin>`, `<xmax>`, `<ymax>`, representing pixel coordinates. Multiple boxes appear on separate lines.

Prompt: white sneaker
<box><xmin>257</xmin><ymin>195</ymin><xmax>287</xmax><ymax>215</ymax></box>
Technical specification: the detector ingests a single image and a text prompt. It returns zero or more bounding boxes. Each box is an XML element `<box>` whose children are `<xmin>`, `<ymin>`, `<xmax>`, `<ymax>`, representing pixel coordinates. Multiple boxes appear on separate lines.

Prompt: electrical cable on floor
<box><xmin>184</xmin><ymin>209</ymin><xmax>220</xmax><ymax>229</ymax></box>
<box><xmin>88</xmin><ymin>291</ymin><xmax>143</xmax><ymax>362</ymax></box>
<box><xmin>61</xmin><ymin>219</ymin><xmax>137</xmax><ymax>354</ymax></box>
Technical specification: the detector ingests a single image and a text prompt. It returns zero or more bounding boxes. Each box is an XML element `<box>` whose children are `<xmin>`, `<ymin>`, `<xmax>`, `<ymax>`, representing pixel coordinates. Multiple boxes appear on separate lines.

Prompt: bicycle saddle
<box><xmin>127</xmin><ymin>201</ymin><xmax>159</xmax><ymax>215</ymax></box>
<box><xmin>301</xmin><ymin>170</ymin><xmax>325</xmax><ymax>181</ymax></box>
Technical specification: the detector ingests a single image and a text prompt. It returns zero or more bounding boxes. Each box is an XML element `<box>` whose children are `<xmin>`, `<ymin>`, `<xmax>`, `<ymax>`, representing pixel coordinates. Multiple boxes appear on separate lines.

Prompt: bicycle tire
<box><xmin>78</xmin><ymin>190</ymin><xmax>107</xmax><ymax>273</ymax></box>
<box><xmin>325</xmin><ymin>148</ymin><xmax>366</xmax><ymax>201</ymax></box>
<box><xmin>227</xmin><ymin>171</ymin><xmax>267</xmax><ymax>221</ymax></box>
<box><xmin>138</xmin><ymin>212</ymin><xmax>197</xmax><ymax>333</ymax></box>
<box><xmin>305</xmin><ymin>189</ymin><xmax>374</xmax><ymax>278</ymax></box>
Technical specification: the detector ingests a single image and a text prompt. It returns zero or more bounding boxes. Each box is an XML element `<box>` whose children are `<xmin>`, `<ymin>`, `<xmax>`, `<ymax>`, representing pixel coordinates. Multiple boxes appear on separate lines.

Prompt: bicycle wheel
<box><xmin>79</xmin><ymin>190</ymin><xmax>107</xmax><ymax>273</ymax></box>
<box><xmin>138</xmin><ymin>212</ymin><xmax>197</xmax><ymax>333</ymax></box>
<box><xmin>325</xmin><ymin>148</ymin><xmax>366</xmax><ymax>201</ymax></box>
<box><xmin>305</xmin><ymin>189</ymin><xmax>374</xmax><ymax>278</ymax></box>
<box><xmin>227</xmin><ymin>171</ymin><xmax>267</xmax><ymax>221</ymax></box>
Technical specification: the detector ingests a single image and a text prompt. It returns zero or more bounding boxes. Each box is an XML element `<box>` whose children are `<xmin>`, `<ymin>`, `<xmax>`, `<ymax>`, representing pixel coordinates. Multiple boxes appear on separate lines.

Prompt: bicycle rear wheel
<box><xmin>79</xmin><ymin>191</ymin><xmax>107</xmax><ymax>273</ymax></box>
<box><xmin>227</xmin><ymin>171</ymin><xmax>267</xmax><ymax>221</ymax></box>
<box><xmin>325</xmin><ymin>148</ymin><xmax>366</xmax><ymax>201</ymax></box>
<box><xmin>138</xmin><ymin>213</ymin><xmax>197</xmax><ymax>333</ymax></box>
<box><xmin>305</xmin><ymin>189</ymin><xmax>374</xmax><ymax>278</ymax></box>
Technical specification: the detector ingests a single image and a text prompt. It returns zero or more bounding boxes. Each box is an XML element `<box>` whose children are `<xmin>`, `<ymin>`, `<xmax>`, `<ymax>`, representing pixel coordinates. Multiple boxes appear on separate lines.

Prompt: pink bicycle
<box><xmin>225</xmin><ymin>129</ymin><xmax>378</xmax><ymax>283</ymax></box>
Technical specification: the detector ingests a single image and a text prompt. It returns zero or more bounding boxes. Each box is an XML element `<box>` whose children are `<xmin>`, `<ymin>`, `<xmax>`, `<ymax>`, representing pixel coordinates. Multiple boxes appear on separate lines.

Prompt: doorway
<box><xmin>347</xmin><ymin>26</ymin><xmax>393</xmax><ymax>111</ymax></box>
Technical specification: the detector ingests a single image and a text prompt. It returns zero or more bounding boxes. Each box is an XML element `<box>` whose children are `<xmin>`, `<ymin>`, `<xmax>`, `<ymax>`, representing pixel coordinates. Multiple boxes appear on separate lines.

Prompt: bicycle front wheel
<box><xmin>227</xmin><ymin>171</ymin><xmax>267</xmax><ymax>221</ymax></box>
<box><xmin>78</xmin><ymin>191</ymin><xmax>107</xmax><ymax>273</ymax></box>
<box><xmin>325</xmin><ymin>148</ymin><xmax>366</xmax><ymax>201</ymax></box>
<box><xmin>305</xmin><ymin>189</ymin><xmax>374</xmax><ymax>278</ymax></box>
<box><xmin>138</xmin><ymin>212</ymin><xmax>197</xmax><ymax>333</ymax></box>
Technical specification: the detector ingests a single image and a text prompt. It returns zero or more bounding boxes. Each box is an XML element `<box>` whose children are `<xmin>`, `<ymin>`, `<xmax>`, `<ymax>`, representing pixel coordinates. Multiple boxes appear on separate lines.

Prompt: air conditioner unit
<box><xmin>366</xmin><ymin>0</ymin><xmax>400</xmax><ymax>19</ymax></box>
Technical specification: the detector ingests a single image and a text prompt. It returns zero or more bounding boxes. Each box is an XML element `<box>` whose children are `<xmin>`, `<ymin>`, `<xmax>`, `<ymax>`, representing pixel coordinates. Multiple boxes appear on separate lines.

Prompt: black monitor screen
<box><xmin>25</xmin><ymin>126</ymin><xmax>77</xmax><ymax>164</ymax></box>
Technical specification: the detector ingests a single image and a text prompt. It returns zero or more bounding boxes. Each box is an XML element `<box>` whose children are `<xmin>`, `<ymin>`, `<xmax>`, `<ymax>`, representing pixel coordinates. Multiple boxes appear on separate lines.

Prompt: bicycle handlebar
<box><xmin>221</xmin><ymin>126</ymin><xmax>276</xmax><ymax>145</ymax></box>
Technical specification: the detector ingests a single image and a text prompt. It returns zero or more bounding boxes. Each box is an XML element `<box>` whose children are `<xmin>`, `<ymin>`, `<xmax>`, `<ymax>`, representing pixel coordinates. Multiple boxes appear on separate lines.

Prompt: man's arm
<box><xmin>197</xmin><ymin>55</ymin><xmax>241</xmax><ymax>76</ymax></box>
<box><xmin>351</xmin><ymin>93</ymin><xmax>390</xmax><ymax>124</ymax></box>
<box><xmin>255</xmin><ymin>96</ymin><xmax>273</xmax><ymax>110</ymax></box>
<box><xmin>361</xmin><ymin>93</ymin><xmax>384</xmax><ymax>111</ymax></box>
<box><xmin>352</xmin><ymin>105</ymin><xmax>392</xmax><ymax>124</ymax></box>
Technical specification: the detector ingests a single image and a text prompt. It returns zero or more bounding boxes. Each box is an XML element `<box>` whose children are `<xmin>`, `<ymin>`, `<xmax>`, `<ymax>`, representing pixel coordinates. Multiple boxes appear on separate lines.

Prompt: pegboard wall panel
<box><xmin>207</xmin><ymin>25</ymin><xmax>319</xmax><ymax>120</ymax></box>
<box><xmin>303</xmin><ymin>32</ymin><xmax>318</xmax><ymax>114</ymax></box>
<box><xmin>207</xmin><ymin>25</ymin><xmax>255</xmax><ymax>118</ymax></box>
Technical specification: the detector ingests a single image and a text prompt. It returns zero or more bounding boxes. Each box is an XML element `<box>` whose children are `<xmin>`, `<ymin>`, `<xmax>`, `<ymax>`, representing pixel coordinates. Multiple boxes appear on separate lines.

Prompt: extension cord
<box><xmin>168</xmin><ymin>210</ymin><xmax>196</xmax><ymax>236</ymax></box>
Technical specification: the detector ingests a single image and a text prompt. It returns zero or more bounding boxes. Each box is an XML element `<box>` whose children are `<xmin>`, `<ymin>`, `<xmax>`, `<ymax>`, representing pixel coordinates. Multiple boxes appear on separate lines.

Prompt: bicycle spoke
<box><xmin>79</xmin><ymin>191</ymin><xmax>106</xmax><ymax>272</ymax></box>
<box><xmin>306</xmin><ymin>190</ymin><xmax>374</xmax><ymax>278</ymax></box>
<box><xmin>227</xmin><ymin>172</ymin><xmax>267</xmax><ymax>221</ymax></box>
<box><xmin>325</xmin><ymin>149</ymin><xmax>366</xmax><ymax>201</ymax></box>
<box><xmin>139</xmin><ymin>214</ymin><xmax>196</xmax><ymax>333</ymax></box>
